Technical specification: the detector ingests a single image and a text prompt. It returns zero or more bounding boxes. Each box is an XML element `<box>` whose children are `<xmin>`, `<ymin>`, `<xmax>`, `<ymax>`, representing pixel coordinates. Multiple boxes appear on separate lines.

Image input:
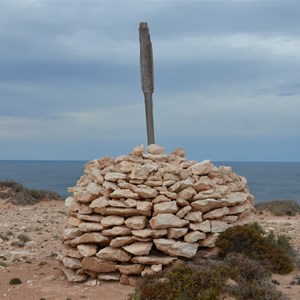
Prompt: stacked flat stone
<box><xmin>61</xmin><ymin>144</ymin><xmax>255</xmax><ymax>284</ymax></box>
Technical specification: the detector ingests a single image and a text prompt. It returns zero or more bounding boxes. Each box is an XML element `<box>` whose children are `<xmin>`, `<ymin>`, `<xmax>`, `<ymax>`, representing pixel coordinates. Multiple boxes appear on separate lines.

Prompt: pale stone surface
<box><xmin>98</xmin><ymin>272</ymin><xmax>120</xmax><ymax>281</ymax></box>
<box><xmin>191</xmin><ymin>199</ymin><xmax>223</xmax><ymax>212</ymax></box>
<box><xmin>203</xmin><ymin>207</ymin><xmax>229</xmax><ymax>220</ymax></box>
<box><xmin>189</xmin><ymin>220</ymin><xmax>211</xmax><ymax>232</ymax></box>
<box><xmin>63</xmin><ymin>257</ymin><xmax>82</xmax><ymax>269</ymax></box>
<box><xmin>135</xmin><ymin>187</ymin><xmax>158</xmax><ymax>198</ymax></box>
<box><xmin>211</xmin><ymin>221</ymin><xmax>230</xmax><ymax>233</ymax></box>
<box><xmin>82</xmin><ymin>257</ymin><xmax>116</xmax><ymax>273</ymax></box>
<box><xmin>77</xmin><ymin>244</ymin><xmax>98</xmax><ymax>257</ymax></box>
<box><xmin>129</xmin><ymin>163</ymin><xmax>159</xmax><ymax>180</ymax></box>
<box><xmin>79</xmin><ymin>222</ymin><xmax>104</xmax><ymax>232</ymax></box>
<box><xmin>78</xmin><ymin>204</ymin><xmax>93</xmax><ymax>215</ymax></box>
<box><xmin>150</xmin><ymin>214</ymin><xmax>189</xmax><ymax>229</ymax></box>
<box><xmin>97</xmin><ymin>246</ymin><xmax>132</xmax><ymax>262</ymax></box>
<box><xmin>101</xmin><ymin>215</ymin><xmax>125</xmax><ymax>227</ymax></box>
<box><xmin>152</xmin><ymin>194</ymin><xmax>171</xmax><ymax>204</ymax></box>
<box><xmin>123</xmin><ymin>242</ymin><xmax>153</xmax><ymax>255</ymax></box>
<box><xmin>61</xmin><ymin>266</ymin><xmax>87</xmax><ymax>282</ymax></box>
<box><xmin>108</xmin><ymin>199</ymin><xmax>128</xmax><ymax>208</ymax></box>
<box><xmin>136</xmin><ymin>201</ymin><xmax>153</xmax><ymax>211</ymax></box>
<box><xmin>125</xmin><ymin>216</ymin><xmax>147</xmax><ymax>230</ymax></box>
<box><xmin>63</xmin><ymin>228</ymin><xmax>82</xmax><ymax>240</ymax></box>
<box><xmin>154</xmin><ymin>239</ymin><xmax>198</xmax><ymax>258</ymax></box>
<box><xmin>147</xmin><ymin>144</ymin><xmax>165</xmax><ymax>154</ymax></box>
<box><xmin>77</xmin><ymin>214</ymin><xmax>103</xmax><ymax>223</ymax></box>
<box><xmin>110</xmin><ymin>189</ymin><xmax>139</xmax><ymax>199</ymax></box>
<box><xmin>110</xmin><ymin>236</ymin><xmax>134</xmax><ymax>248</ymax></box>
<box><xmin>61</xmin><ymin>245</ymin><xmax>83</xmax><ymax>258</ymax></box>
<box><xmin>102</xmin><ymin>226</ymin><xmax>132</xmax><ymax>236</ymax></box>
<box><xmin>153</xmin><ymin>201</ymin><xmax>178</xmax><ymax>215</ymax></box>
<box><xmin>189</xmin><ymin>160</ymin><xmax>213</xmax><ymax>175</ymax></box>
<box><xmin>95</xmin><ymin>207</ymin><xmax>151</xmax><ymax>217</ymax></box>
<box><xmin>70</xmin><ymin>233</ymin><xmax>110</xmax><ymax>246</ymax></box>
<box><xmin>68</xmin><ymin>216</ymin><xmax>81</xmax><ymax>227</ymax></box>
<box><xmin>176</xmin><ymin>205</ymin><xmax>192</xmax><ymax>218</ymax></box>
<box><xmin>151</xmin><ymin>264</ymin><xmax>162</xmax><ymax>272</ymax></box>
<box><xmin>169</xmin><ymin>178</ymin><xmax>194</xmax><ymax>193</ymax></box>
<box><xmin>86</xmin><ymin>181</ymin><xmax>103</xmax><ymax>195</ymax></box>
<box><xmin>90</xmin><ymin>197</ymin><xmax>108</xmax><ymax>208</ymax></box>
<box><xmin>168</xmin><ymin>227</ymin><xmax>188</xmax><ymax>239</ymax></box>
<box><xmin>184</xmin><ymin>211</ymin><xmax>203</xmax><ymax>222</ymax></box>
<box><xmin>177</xmin><ymin>187</ymin><xmax>197</xmax><ymax>200</ymax></box>
<box><xmin>104</xmin><ymin>172</ymin><xmax>127</xmax><ymax>182</ymax></box>
<box><xmin>117</xmin><ymin>264</ymin><xmax>144</xmax><ymax>275</ymax></box>
<box><xmin>131</xmin><ymin>256</ymin><xmax>177</xmax><ymax>265</ymax></box>
<box><xmin>131</xmin><ymin>144</ymin><xmax>144</xmax><ymax>156</ymax></box>
<box><xmin>199</xmin><ymin>233</ymin><xmax>220</xmax><ymax>248</ymax></box>
<box><xmin>65</xmin><ymin>196</ymin><xmax>80</xmax><ymax>211</ymax></box>
<box><xmin>184</xmin><ymin>231</ymin><xmax>206</xmax><ymax>242</ymax></box>
<box><xmin>132</xmin><ymin>229</ymin><xmax>168</xmax><ymax>238</ymax></box>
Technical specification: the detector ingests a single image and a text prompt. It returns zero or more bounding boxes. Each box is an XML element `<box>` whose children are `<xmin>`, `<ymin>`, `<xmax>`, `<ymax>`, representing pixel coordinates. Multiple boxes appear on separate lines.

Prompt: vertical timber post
<box><xmin>139</xmin><ymin>22</ymin><xmax>155</xmax><ymax>145</ymax></box>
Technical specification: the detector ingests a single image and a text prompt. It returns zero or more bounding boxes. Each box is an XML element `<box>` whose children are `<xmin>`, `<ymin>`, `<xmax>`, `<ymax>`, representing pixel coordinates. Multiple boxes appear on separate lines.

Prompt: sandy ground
<box><xmin>0</xmin><ymin>199</ymin><xmax>299</xmax><ymax>300</ymax></box>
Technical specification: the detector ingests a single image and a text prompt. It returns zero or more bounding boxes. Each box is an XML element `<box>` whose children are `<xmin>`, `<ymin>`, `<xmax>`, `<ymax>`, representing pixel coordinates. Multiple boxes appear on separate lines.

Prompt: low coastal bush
<box><xmin>0</xmin><ymin>180</ymin><xmax>62</xmax><ymax>205</ymax></box>
<box><xmin>216</xmin><ymin>223</ymin><xmax>294</xmax><ymax>274</ymax></box>
<box><xmin>255</xmin><ymin>200</ymin><xmax>300</xmax><ymax>216</ymax></box>
<box><xmin>129</xmin><ymin>254</ymin><xmax>286</xmax><ymax>300</ymax></box>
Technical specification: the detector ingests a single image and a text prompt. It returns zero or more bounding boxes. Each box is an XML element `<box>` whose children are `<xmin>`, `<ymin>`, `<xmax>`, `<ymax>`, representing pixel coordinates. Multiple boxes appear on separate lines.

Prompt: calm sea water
<box><xmin>0</xmin><ymin>161</ymin><xmax>299</xmax><ymax>204</ymax></box>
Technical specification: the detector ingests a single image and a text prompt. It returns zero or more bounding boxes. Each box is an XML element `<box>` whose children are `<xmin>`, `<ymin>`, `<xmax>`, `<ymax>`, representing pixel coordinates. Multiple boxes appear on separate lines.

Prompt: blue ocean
<box><xmin>0</xmin><ymin>161</ymin><xmax>299</xmax><ymax>204</ymax></box>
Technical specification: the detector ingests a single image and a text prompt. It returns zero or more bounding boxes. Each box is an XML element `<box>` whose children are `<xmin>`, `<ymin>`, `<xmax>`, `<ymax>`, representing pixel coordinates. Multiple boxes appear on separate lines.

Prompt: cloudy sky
<box><xmin>0</xmin><ymin>0</ymin><xmax>299</xmax><ymax>161</ymax></box>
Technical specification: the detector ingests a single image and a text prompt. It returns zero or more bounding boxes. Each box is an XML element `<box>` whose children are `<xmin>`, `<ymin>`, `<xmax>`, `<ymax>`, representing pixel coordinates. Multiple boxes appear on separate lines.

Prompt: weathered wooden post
<box><xmin>139</xmin><ymin>22</ymin><xmax>155</xmax><ymax>145</ymax></box>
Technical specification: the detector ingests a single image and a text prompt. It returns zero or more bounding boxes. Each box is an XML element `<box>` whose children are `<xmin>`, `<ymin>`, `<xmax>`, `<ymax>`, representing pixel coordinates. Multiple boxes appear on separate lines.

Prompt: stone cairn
<box><xmin>61</xmin><ymin>144</ymin><xmax>255</xmax><ymax>285</ymax></box>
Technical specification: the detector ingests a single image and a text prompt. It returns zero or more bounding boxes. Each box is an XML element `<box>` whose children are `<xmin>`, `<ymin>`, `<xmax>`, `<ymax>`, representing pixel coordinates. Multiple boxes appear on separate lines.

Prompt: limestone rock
<box><xmin>184</xmin><ymin>231</ymin><xmax>206</xmax><ymax>243</ymax></box>
<box><xmin>90</xmin><ymin>197</ymin><xmax>109</xmax><ymax>208</ymax></box>
<box><xmin>70</xmin><ymin>233</ymin><xmax>110</xmax><ymax>246</ymax></box>
<box><xmin>102</xmin><ymin>225</ymin><xmax>132</xmax><ymax>237</ymax></box>
<box><xmin>135</xmin><ymin>187</ymin><xmax>158</xmax><ymax>198</ymax></box>
<box><xmin>65</xmin><ymin>196</ymin><xmax>80</xmax><ymax>211</ymax></box>
<box><xmin>104</xmin><ymin>172</ymin><xmax>127</xmax><ymax>182</ymax></box>
<box><xmin>132</xmin><ymin>229</ymin><xmax>168</xmax><ymax>238</ymax></box>
<box><xmin>123</xmin><ymin>242</ymin><xmax>153</xmax><ymax>255</ymax></box>
<box><xmin>129</xmin><ymin>163</ymin><xmax>159</xmax><ymax>180</ymax></box>
<box><xmin>176</xmin><ymin>206</ymin><xmax>192</xmax><ymax>218</ymax></box>
<box><xmin>168</xmin><ymin>227</ymin><xmax>188</xmax><ymax>239</ymax></box>
<box><xmin>110</xmin><ymin>236</ymin><xmax>134</xmax><ymax>248</ymax></box>
<box><xmin>131</xmin><ymin>256</ymin><xmax>177</xmax><ymax>265</ymax></box>
<box><xmin>79</xmin><ymin>222</ymin><xmax>104</xmax><ymax>232</ymax></box>
<box><xmin>82</xmin><ymin>257</ymin><xmax>116</xmax><ymax>273</ymax></box>
<box><xmin>110</xmin><ymin>189</ymin><xmax>139</xmax><ymax>199</ymax></box>
<box><xmin>117</xmin><ymin>264</ymin><xmax>144</xmax><ymax>275</ymax></box>
<box><xmin>101</xmin><ymin>216</ymin><xmax>125</xmax><ymax>227</ymax></box>
<box><xmin>98</xmin><ymin>272</ymin><xmax>120</xmax><ymax>281</ymax></box>
<box><xmin>203</xmin><ymin>207</ymin><xmax>229</xmax><ymax>220</ymax></box>
<box><xmin>153</xmin><ymin>239</ymin><xmax>198</xmax><ymax>258</ymax></box>
<box><xmin>189</xmin><ymin>160</ymin><xmax>213</xmax><ymax>175</ymax></box>
<box><xmin>184</xmin><ymin>211</ymin><xmax>203</xmax><ymax>222</ymax></box>
<box><xmin>211</xmin><ymin>221</ymin><xmax>230</xmax><ymax>233</ymax></box>
<box><xmin>153</xmin><ymin>201</ymin><xmax>178</xmax><ymax>215</ymax></box>
<box><xmin>189</xmin><ymin>220</ymin><xmax>211</xmax><ymax>232</ymax></box>
<box><xmin>63</xmin><ymin>228</ymin><xmax>82</xmax><ymax>240</ymax></box>
<box><xmin>199</xmin><ymin>233</ymin><xmax>220</xmax><ymax>248</ymax></box>
<box><xmin>147</xmin><ymin>144</ymin><xmax>165</xmax><ymax>154</ymax></box>
<box><xmin>125</xmin><ymin>216</ymin><xmax>147</xmax><ymax>230</ymax></box>
<box><xmin>77</xmin><ymin>244</ymin><xmax>98</xmax><ymax>257</ymax></box>
<box><xmin>97</xmin><ymin>246</ymin><xmax>132</xmax><ymax>262</ymax></box>
<box><xmin>150</xmin><ymin>214</ymin><xmax>189</xmax><ymax>229</ymax></box>
<box><xmin>63</xmin><ymin>257</ymin><xmax>82</xmax><ymax>269</ymax></box>
<box><xmin>60</xmin><ymin>266</ymin><xmax>87</xmax><ymax>282</ymax></box>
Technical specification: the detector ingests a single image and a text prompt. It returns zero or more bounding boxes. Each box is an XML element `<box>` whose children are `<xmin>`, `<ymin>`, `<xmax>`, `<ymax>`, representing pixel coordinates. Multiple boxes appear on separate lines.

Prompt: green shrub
<box><xmin>216</xmin><ymin>223</ymin><xmax>294</xmax><ymax>274</ymax></box>
<box><xmin>255</xmin><ymin>200</ymin><xmax>300</xmax><ymax>216</ymax></box>
<box><xmin>17</xmin><ymin>234</ymin><xmax>31</xmax><ymax>243</ymax></box>
<box><xmin>129</xmin><ymin>254</ymin><xmax>286</xmax><ymax>300</ymax></box>
<box><xmin>9</xmin><ymin>278</ymin><xmax>22</xmax><ymax>285</ymax></box>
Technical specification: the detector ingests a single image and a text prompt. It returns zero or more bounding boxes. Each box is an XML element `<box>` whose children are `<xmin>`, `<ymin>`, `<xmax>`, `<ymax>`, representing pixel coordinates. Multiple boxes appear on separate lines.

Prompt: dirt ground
<box><xmin>0</xmin><ymin>199</ymin><xmax>299</xmax><ymax>300</ymax></box>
